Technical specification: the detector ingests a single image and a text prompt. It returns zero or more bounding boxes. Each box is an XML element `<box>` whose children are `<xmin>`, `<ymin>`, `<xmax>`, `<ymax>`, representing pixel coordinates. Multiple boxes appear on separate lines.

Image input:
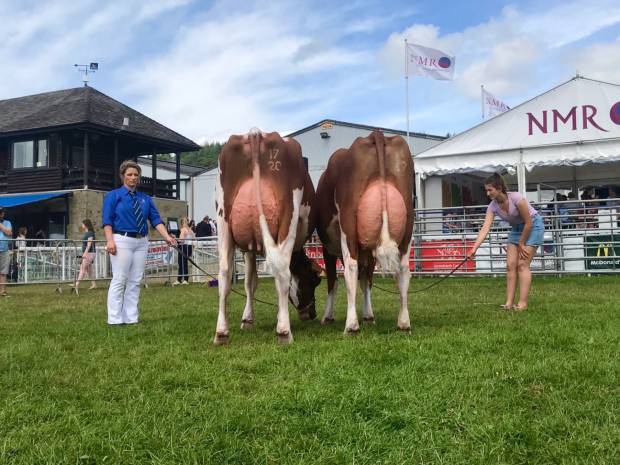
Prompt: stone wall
<box><xmin>67</xmin><ymin>189</ymin><xmax>187</xmax><ymax>240</ymax></box>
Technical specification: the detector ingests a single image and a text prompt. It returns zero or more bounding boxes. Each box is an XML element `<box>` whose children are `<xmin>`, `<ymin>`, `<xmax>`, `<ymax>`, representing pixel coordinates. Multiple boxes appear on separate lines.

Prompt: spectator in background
<box><xmin>209</xmin><ymin>217</ymin><xmax>217</xmax><ymax>236</ymax></box>
<box><xmin>174</xmin><ymin>216</ymin><xmax>195</xmax><ymax>285</ymax></box>
<box><xmin>580</xmin><ymin>190</ymin><xmax>598</xmax><ymax>229</ymax></box>
<box><xmin>560</xmin><ymin>192</ymin><xmax>580</xmax><ymax>229</ymax></box>
<box><xmin>34</xmin><ymin>229</ymin><xmax>46</xmax><ymax>246</ymax></box>
<box><xmin>15</xmin><ymin>227</ymin><xmax>27</xmax><ymax>251</ymax></box>
<box><xmin>189</xmin><ymin>219</ymin><xmax>196</xmax><ymax>234</ymax></box>
<box><xmin>607</xmin><ymin>187</ymin><xmax>619</xmax><ymax>207</ymax></box>
<box><xmin>605</xmin><ymin>187</ymin><xmax>619</xmax><ymax>227</ymax></box>
<box><xmin>72</xmin><ymin>219</ymin><xmax>97</xmax><ymax>291</ymax></box>
<box><xmin>195</xmin><ymin>215</ymin><xmax>213</xmax><ymax>238</ymax></box>
<box><xmin>442</xmin><ymin>211</ymin><xmax>461</xmax><ymax>234</ymax></box>
<box><xmin>0</xmin><ymin>207</ymin><xmax>13</xmax><ymax>297</ymax></box>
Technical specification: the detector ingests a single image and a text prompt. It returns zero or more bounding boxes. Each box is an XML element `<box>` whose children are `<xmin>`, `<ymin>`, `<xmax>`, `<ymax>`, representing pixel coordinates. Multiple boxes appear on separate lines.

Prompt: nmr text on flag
<box><xmin>482</xmin><ymin>88</ymin><xmax>510</xmax><ymax>118</ymax></box>
<box><xmin>406</xmin><ymin>43</ymin><xmax>455</xmax><ymax>80</ymax></box>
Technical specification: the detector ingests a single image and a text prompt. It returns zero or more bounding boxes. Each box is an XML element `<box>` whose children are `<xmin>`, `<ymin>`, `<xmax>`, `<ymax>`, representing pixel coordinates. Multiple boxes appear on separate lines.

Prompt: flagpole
<box><xmin>405</xmin><ymin>38</ymin><xmax>411</xmax><ymax>152</ymax></box>
<box><xmin>481</xmin><ymin>84</ymin><xmax>484</xmax><ymax>121</ymax></box>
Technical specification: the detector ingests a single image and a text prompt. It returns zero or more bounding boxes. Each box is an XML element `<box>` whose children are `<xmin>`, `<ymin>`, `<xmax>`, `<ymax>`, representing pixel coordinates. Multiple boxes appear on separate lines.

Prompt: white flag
<box><xmin>406</xmin><ymin>43</ymin><xmax>455</xmax><ymax>80</ymax></box>
<box><xmin>482</xmin><ymin>87</ymin><xmax>510</xmax><ymax>118</ymax></box>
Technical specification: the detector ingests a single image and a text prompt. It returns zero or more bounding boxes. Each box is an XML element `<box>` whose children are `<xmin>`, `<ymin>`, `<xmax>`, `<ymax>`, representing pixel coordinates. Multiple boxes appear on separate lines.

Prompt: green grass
<box><xmin>1</xmin><ymin>276</ymin><xmax>619</xmax><ymax>465</ymax></box>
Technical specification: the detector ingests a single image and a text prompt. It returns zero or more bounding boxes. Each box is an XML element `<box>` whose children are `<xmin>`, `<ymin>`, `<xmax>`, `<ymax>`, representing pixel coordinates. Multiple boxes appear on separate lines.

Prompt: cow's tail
<box><xmin>373</xmin><ymin>131</ymin><xmax>400</xmax><ymax>274</ymax></box>
<box><xmin>249</xmin><ymin>129</ymin><xmax>287</xmax><ymax>275</ymax></box>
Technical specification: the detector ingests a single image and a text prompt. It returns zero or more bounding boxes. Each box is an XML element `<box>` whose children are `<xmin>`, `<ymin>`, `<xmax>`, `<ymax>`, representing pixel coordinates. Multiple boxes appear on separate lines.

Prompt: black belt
<box><xmin>114</xmin><ymin>230</ymin><xmax>144</xmax><ymax>238</ymax></box>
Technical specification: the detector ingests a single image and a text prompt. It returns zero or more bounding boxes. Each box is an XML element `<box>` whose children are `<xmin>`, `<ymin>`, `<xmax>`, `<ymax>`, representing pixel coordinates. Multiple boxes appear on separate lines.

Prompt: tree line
<box><xmin>161</xmin><ymin>142</ymin><xmax>224</xmax><ymax>169</ymax></box>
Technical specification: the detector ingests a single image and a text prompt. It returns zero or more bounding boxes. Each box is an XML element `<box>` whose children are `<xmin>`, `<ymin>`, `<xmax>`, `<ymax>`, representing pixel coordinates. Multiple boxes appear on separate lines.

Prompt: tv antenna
<box><xmin>74</xmin><ymin>62</ymin><xmax>99</xmax><ymax>87</ymax></box>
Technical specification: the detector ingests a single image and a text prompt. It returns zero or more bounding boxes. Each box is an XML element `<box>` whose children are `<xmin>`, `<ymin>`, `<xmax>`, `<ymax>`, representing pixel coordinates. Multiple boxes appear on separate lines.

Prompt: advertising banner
<box><xmin>145</xmin><ymin>243</ymin><xmax>173</xmax><ymax>271</ymax></box>
<box><xmin>305</xmin><ymin>244</ymin><xmax>344</xmax><ymax>272</ymax></box>
<box><xmin>585</xmin><ymin>235</ymin><xmax>620</xmax><ymax>269</ymax></box>
<box><xmin>419</xmin><ymin>239</ymin><xmax>475</xmax><ymax>272</ymax></box>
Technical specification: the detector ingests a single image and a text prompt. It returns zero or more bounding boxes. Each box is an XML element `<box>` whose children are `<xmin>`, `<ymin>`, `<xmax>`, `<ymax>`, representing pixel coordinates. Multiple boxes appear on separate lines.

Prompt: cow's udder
<box><xmin>230</xmin><ymin>179</ymin><xmax>279</xmax><ymax>251</ymax></box>
<box><xmin>356</xmin><ymin>180</ymin><xmax>406</xmax><ymax>250</ymax></box>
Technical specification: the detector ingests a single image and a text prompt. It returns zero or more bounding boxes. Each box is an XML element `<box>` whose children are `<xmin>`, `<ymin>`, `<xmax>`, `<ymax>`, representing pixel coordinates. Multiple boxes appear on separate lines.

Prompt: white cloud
<box><xmin>520</xmin><ymin>0</ymin><xmax>620</xmax><ymax>48</ymax></box>
<box><xmin>0</xmin><ymin>0</ymin><xmax>191</xmax><ymax>99</ymax></box>
<box><xmin>2</xmin><ymin>0</ymin><xmax>620</xmax><ymax>144</ymax></box>
<box><xmin>380</xmin><ymin>1</ymin><xmax>620</xmax><ymax>105</ymax></box>
<box><xmin>565</xmin><ymin>36</ymin><xmax>620</xmax><ymax>83</ymax></box>
<box><xmin>122</xmin><ymin>0</ymin><xmax>378</xmax><ymax>141</ymax></box>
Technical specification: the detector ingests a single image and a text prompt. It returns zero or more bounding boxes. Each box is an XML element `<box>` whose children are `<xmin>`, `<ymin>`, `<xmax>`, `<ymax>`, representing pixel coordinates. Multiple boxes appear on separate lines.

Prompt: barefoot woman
<box><xmin>468</xmin><ymin>173</ymin><xmax>544</xmax><ymax>311</ymax></box>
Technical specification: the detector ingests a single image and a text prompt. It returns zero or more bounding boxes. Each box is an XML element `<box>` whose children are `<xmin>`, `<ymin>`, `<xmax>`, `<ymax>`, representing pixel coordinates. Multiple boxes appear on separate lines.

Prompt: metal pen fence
<box><xmin>3</xmin><ymin>238</ymin><xmax>221</xmax><ymax>288</ymax></box>
<box><xmin>411</xmin><ymin>198</ymin><xmax>619</xmax><ymax>275</ymax></box>
<box><xmin>1</xmin><ymin>198</ymin><xmax>618</xmax><ymax>288</ymax></box>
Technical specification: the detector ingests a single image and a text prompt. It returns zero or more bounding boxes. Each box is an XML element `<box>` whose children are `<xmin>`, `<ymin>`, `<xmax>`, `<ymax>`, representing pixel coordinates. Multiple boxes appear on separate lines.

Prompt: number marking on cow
<box><xmin>268</xmin><ymin>149</ymin><xmax>281</xmax><ymax>171</ymax></box>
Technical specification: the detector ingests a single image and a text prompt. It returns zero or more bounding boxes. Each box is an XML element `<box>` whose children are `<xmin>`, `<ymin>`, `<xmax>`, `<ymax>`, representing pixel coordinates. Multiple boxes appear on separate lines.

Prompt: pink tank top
<box><xmin>487</xmin><ymin>192</ymin><xmax>538</xmax><ymax>225</ymax></box>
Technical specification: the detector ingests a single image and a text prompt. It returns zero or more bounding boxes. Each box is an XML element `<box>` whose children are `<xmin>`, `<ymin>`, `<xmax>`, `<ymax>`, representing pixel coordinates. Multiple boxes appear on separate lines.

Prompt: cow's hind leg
<box><xmin>274</xmin><ymin>264</ymin><xmax>293</xmax><ymax>344</ymax></box>
<box><xmin>240</xmin><ymin>251</ymin><xmax>257</xmax><ymax>329</ymax></box>
<box><xmin>214</xmin><ymin>216</ymin><xmax>234</xmax><ymax>345</ymax></box>
<box><xmin>321</xmin><ymin>250</ymin><xmax>338</xmax><ymax>325</ymax></box>
<box><xmin>395</xmin><ymin>252</ymin><xmax>411</xmax><ymax>331</ymax></box>
<box><xmin>340</xmin><ymin>232</ymin><xmax>360</xmax><ymax>335</ymax></box>
<box><xmin>359</xmin><ymin>255</ymin><xmax>375</xmax><ymax>324</ymax></box>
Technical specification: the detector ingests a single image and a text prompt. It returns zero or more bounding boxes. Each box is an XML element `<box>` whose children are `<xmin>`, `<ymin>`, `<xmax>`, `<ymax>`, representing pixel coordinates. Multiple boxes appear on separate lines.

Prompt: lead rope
<box><xmin>371</xmin><ymin>257</ymin><xmax>469</xmax><ymax>295</ymax></box>
<box><xmin>176</xmin><ymin>243</ymin><xmax>466</xmax><ymax>303</ymax></box>
<box><xmin>173</xmin><ymin>244</ymin><xmax>278</xmax><ymax>308</ymax></box>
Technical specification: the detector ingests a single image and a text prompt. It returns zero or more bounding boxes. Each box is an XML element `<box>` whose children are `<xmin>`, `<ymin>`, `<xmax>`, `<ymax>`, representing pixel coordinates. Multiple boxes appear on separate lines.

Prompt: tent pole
<box><xmin>517</xmin><ymin>149</ymin><xmax>526</xmax><ymax>196</ymax></box>
<box><xmin>415</xmin><ymin>173</ymin><xmax>425</xmax><ymax>210</ymax></box>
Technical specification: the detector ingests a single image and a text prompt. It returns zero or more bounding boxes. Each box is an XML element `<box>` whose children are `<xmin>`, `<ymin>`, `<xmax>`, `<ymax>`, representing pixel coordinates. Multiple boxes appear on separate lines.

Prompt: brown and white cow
<box><xmin>214</xmin><ymin>129</ymin><xmax>321</xmax><ymax>345</ymax></box>
<box><xmin>316</xmin><ymin>130</ymin><xmax>414</xmax><ymax>333</ymax></box>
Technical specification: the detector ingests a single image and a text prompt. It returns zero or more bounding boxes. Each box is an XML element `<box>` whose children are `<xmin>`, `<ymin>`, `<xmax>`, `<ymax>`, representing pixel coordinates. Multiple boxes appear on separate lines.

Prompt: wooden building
<box><xmin>0</xmin><ymin>86</ymin><xmax>200</xmax><ymax>239</ymax></box>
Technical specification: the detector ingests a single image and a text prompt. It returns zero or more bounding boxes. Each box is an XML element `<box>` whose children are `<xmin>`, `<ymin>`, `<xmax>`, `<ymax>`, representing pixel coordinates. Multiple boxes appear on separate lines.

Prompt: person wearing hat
<box><xmin>102</xmin><ymin>160</ymin><xmax>177</xmax><ymax>325</ymax></box>
<box><xmin>0</xmin><ymin>207</ymin><xmax>13</xmax><ymax>297</ymax></box>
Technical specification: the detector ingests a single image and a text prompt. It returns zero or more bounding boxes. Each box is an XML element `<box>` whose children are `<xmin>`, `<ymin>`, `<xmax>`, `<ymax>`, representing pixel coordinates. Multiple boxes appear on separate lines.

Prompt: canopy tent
<box><xmin>414</xmin><ymin>76</ymin><xmax>620</xmax><ymax>207</ymax></box>
<box><xmin>0</xmin><ymin>191</ymin><xmax>71</xmax><ymax>208</ymax></box>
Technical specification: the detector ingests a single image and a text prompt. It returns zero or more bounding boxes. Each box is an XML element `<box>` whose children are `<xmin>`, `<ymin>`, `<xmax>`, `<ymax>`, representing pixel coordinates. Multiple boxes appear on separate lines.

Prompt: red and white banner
<box><xmin>418</xmin><ymin>239</ymin><xmax>475</xmax><ymax>272</ymax></box>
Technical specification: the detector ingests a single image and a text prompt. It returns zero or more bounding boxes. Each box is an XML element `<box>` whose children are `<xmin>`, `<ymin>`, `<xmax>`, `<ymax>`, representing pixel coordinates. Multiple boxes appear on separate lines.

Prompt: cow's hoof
<box><xmin>363</xmin><ymin>316</ymin><xmax>375</xmax><ymax>325</ymax></box>
<box><xmin>277</xmin><ymin>331</ymin><xmax>293</xmax><ymax>345</ymax></box>
<box><xmin>344</xmin><ymin>326</ymin><xmax>360</xmax><ymax>336</ymax></box>
<box><xmin>213</xmin><ymin>332</ymin><xmax>230</xmax><ymax>345</ymax></box>
<box><xmin>397</xmin><ymin>325</ymin><xmax>411</xmax><ymax>333</ymax></box>
<box><xmin>321</xmin><ymin>317</ymin><xmax>335</xmax><ymax>326</ymax></box>
<box><xmin>240</xmin><ymin>319</ymin><xmax>254</xmax><ymax>330</ymax></box>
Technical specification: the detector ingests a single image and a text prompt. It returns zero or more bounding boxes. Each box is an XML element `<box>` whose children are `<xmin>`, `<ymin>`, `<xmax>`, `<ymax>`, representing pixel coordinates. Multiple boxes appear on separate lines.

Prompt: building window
<box><xmin>12</xmin><ymin>139</ymin><xmax>49</xmax><ymax>169</ymax></box>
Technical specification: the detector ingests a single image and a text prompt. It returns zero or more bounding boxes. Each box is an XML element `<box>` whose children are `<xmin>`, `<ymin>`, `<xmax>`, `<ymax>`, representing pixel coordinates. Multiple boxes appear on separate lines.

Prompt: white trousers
<box><xmin>107</xmin><ymin>234</ymin><xmax>148</xmax><ymax>324</ymax></box>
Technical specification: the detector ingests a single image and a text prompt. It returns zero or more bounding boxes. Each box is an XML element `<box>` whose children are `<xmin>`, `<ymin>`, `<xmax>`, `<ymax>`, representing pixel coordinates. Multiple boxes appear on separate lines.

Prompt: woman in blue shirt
<box><xmin>102</xmin><ymin>160</ymin><xmax>176</xmax><ymax>325</ymax></box>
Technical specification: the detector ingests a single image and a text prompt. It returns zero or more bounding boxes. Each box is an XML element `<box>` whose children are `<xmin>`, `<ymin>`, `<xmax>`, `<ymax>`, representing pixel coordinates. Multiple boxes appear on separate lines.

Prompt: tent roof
<box><xmin>415</xmin><ymin>76</ymin><xmax>620</xmax><ymax>176</ymax></box>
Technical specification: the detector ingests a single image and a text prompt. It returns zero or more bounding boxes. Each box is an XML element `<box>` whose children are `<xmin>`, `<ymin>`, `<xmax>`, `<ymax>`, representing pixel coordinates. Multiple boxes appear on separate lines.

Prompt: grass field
<box><xmin>1</xmin><ymin>275</ymin><xmax>619</xmax><ymax>465</ymax></box>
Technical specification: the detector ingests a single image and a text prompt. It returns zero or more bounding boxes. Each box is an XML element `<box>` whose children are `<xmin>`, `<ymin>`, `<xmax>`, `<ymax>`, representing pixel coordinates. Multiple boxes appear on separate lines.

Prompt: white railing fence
<box><xmin>2</xmin><ymin>198</ymin><xmax>618</xmax><ymax>287</ymax></box>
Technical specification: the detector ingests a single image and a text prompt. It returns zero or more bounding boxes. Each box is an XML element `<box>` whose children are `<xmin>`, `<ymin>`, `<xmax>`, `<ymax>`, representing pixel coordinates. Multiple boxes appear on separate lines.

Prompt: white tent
<box><xmin>415</xmin><ymin>76</ymin><xmax>620</xmax><ymax>207</ymax></box>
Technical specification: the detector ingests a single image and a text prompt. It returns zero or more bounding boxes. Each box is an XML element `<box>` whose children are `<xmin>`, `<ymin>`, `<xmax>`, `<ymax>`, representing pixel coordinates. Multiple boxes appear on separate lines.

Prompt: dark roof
<box><xmin>286</xmin><ymin>119</ymin><xmax>446</xmax><ymax>140</ymax></box>
<box><xmin>137</xmin><ymin>156</ymin><xmax>208</xmax><ymax>176</ymax></box>
<box><xmin>0</xmin><ymin>86</ymin><xmax>200</xmax><ymax>152</ymax></box>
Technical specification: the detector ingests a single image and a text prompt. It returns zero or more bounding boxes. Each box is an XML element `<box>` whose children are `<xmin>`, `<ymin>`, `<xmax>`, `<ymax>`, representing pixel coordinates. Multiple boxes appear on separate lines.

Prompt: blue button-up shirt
<box><xmin>102</xmin><ymin>186</ymin><xmax>163</xmax><ymax>236</ymax></box>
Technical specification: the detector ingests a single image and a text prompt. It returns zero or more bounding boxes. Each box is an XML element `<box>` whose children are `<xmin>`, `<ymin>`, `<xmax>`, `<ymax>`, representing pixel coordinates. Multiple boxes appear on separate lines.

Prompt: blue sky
<box><xmin>2</xmin><ymin>0</ymin><xmax>620</xmax><ymax>144</ymax></box>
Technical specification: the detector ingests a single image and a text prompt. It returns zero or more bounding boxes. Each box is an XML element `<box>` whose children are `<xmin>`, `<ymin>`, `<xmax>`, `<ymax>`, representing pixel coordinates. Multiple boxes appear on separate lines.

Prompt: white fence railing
<box><xmin>2</xmin><ymin>198</ymin><xmax>619</xmax><ymax>286</ymax></box>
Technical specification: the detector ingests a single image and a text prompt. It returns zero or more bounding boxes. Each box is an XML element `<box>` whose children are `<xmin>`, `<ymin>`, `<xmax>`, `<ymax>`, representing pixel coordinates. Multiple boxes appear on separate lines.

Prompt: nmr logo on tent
<box><xmin>527</xmin><ymin>101</ymin><xmax>620</xmax><ymax>135</ymax></box>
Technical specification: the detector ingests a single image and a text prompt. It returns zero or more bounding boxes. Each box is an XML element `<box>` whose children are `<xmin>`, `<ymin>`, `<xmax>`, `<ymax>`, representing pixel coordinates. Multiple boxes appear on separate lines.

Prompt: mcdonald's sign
<box><xmin>585</xmin><ymin>235</ymin><xmax>620</xmax><ymax>269</ymax></box>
